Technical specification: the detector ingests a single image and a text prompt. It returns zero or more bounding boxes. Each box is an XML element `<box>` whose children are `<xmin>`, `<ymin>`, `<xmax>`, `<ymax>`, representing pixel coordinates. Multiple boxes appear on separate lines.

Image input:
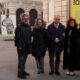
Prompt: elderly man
<box><xmin>46</xmin><ymin>15</ymin><xmax>65</xmax><ymax>75</ymax></box>
<box><xmin>15</xmin><ymin>13</ymin><xmax>31</xmax><ymax>79</ymax></box>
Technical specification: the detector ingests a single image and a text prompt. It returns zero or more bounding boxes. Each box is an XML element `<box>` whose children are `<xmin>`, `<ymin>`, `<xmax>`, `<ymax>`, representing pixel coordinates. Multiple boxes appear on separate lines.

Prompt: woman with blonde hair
<box><xmin>32</xmin><ymin>18</ymin><xmax>47</xmax><ymax>74</ymax></box>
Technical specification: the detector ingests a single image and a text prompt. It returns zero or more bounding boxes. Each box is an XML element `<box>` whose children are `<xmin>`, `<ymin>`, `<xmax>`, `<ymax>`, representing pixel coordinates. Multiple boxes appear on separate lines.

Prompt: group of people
<box><xmin>15</xmin><ymin>13</ymin><xmax>80</xmax><ymax>79</ymax></box>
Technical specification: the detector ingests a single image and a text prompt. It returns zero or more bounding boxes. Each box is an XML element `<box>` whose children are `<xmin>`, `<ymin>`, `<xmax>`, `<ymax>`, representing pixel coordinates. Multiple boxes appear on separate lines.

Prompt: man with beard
<box><xmin>15</xmin><ymin>13</ymin><xmax>31</xmax><ymax>79</ymax></box>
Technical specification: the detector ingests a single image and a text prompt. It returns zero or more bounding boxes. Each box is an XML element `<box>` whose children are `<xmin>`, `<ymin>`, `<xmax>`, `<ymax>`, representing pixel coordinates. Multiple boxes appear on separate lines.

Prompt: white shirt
<box><xmin>54</xmin><ymin>23</ymin><xmax>59</xmax><ymax>29</ymax></box>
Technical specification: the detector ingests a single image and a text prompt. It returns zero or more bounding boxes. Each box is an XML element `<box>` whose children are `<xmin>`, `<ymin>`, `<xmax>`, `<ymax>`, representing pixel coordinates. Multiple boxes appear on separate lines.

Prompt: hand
<box><xmin>18</xmin><ymin>48</ymin><xmax>22</xmax><ymax>50</ymax></box>
<box><xmin>55</xmin><ymin>38</ymin><xmax>60</xmax><ymax>43</ymax></box>
<box><xmin>68</xmin><ymin>48</ymin><xmax>70</xmax><ymax>53</ymax></box>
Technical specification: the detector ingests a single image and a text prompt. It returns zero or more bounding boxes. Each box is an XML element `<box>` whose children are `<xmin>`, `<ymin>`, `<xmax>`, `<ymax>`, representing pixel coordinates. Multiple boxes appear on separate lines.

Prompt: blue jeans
<box><xmin>35</xmin><ymin>57</ymin><xmax>44</xmax><ymax>73</ymax></box>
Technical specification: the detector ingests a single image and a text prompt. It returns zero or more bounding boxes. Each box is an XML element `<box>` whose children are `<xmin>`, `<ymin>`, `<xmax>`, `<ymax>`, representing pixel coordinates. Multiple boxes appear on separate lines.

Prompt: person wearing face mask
<box><xmin>32</xmin><ymin>18</ymin><xmax>47</xmax><ymax>74</ymax></box>
<box><xmin>46</xmin><ymin>15</ymin><xmax>65</xmax><ymax>75</ymax></box>
<box><xmin>15</xmin><ymin>13</ymin><xmax>31</xmax><ymax>79</ymax></box>
<box><xmin>63</xmin><ymin>18</ymin><xmax>80</xmax><ymax>76</ymax></box>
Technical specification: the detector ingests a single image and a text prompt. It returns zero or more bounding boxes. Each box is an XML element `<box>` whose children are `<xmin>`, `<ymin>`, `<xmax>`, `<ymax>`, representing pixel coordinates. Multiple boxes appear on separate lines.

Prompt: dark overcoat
<box><xmin>63</xmin><ymin>27</ymin><xmax>80</xmax><ymax>70</ymax></box>
<box><xmin>32</xmin><ymin>28</ymin><xmax>47</xmax><ymax>58</ymax></box>
<box><xmin>46</xmin><ymin>22</ymin><xmax>65</xmax><ymax>53</ymax></box>
<box><xmin>15</xmin><ymin>22</ymin><xmax>32</xmax><ymax>54</ymax></box>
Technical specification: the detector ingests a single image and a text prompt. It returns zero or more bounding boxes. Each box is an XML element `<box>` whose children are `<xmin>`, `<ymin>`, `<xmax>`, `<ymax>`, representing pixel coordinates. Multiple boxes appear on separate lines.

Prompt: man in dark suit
<box><xmin>15</xmin><ymin>13</ymin><xmax>31</xmax><ymax>79</ymax></box>
<box><xmin>46</xmin><ymin>15</ymin><xmax>65</xmax><ymax>75</ymax></box>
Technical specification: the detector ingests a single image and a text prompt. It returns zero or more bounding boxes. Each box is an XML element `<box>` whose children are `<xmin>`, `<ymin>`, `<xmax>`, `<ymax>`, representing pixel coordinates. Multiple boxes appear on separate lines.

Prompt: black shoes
<box><xmin>55</xmin><ymin>71</ymin><xmax>60</xmax><ymax>75</ymax></box>
<box><xmin>23</xmin><ymin>72</ymin><xmax>30</xmax><ymax>76</ymax></box>
<box><xmin>37</xmin><ymin>71</ymin><xmax>44</xmax><ymax>74</ymax></box>
<box><xmin>18</xmin><ymin>75</ymin><xmax>27</xmax><ymax>79</ymax></box>
<box><xmin>49</xmin><ymin>71</ymin><xmax>60</xmax><ymax>75</ymax></box>
<box><xmin>49</xmin><ymin>71</ymin><xmax>54</xmax><ymax>75</ymax></box>
<box><xmin>17</xmin><ymin>72</ymin><xmax>30</xmax><ymax>79</ymax></box>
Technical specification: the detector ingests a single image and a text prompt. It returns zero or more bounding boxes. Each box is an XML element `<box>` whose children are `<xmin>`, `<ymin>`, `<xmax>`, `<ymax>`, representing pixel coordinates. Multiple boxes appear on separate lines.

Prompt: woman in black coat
<box><xmin>32</xmin><ymin>18</ymin><xmax>47</xmax><ymax>74</ymax></box>
<box><xmin>63</xmin><ymin>18</ymin><xmax>80</xmax><ymax>76</ymax></box>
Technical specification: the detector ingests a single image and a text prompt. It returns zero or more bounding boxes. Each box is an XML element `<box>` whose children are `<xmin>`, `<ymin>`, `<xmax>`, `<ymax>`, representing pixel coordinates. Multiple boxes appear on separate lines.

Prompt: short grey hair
<box><xmin>20</xmin><ymin>13</ymin><xmax>28</xmax><ymax>21</ymax></box>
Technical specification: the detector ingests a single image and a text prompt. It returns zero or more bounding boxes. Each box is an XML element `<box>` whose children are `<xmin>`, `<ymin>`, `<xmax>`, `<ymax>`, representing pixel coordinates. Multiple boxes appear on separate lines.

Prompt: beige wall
<box><xmin>43</xmin><ymin>0</ymin><xmax>70</xmax><ymax>26</ymax></box>
<box><xmin>7</xmin><ymin>1</ymin><xmax>42</xmax><ymax>18</ymax></box>
<box><xmin>43</xmin><ymin>0</ymin><xmax>49</xmax><ymax>22</ymax></box>
<box><xmin>0</xmin><ymin>0</ymin><xmax>43</xmax><ymax>28</ymax></box>
<box><xmin>1</xmin><ymin>0</ymin><xmax>70</xmax><ymax>27</ymax></box>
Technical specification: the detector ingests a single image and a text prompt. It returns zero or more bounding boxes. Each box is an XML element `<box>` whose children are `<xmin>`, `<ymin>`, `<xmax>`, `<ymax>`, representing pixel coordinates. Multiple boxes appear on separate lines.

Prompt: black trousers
<box><xmin>17</xmin><ymin>48</ymin><xmax>28</xmax><ymax>75</ymax></box>
<box><xmin>49</xmin><ymin>52</ymin><xmax>61</xmax><ymax>72</ymax></box>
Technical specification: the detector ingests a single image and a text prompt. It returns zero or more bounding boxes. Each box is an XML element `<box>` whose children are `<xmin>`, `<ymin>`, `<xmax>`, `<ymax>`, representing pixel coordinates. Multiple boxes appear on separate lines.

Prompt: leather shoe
<box><xmin>18</xmin><ymin>75</ymin><xmax>27</xmax><ymax>79</ymax></box>
<box><xmin>55</xmin><ymin>71</ymin><xmax>60</xmax><ymax>75</ymax></box>
<box><xmin>37</xmin><ymin>71</ymin><xmax>44</xmax><ymax>74</ymax></box>
<box><xmin>49</xmin><ymin>71</ymin><xmax>54</xmax><ymax>75</ymax></box>
<box><xmin>23</xmin><ymin>72</ymin><xmax>30</xmax><ymax>76</ymax></box>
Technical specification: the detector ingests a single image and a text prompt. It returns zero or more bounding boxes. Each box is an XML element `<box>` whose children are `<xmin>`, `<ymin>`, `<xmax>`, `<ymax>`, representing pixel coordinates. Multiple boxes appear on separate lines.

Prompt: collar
<box><xmin>54</xmin><ymin>23</ymin><xmax>59</xmax><ymax>29</ymax></box>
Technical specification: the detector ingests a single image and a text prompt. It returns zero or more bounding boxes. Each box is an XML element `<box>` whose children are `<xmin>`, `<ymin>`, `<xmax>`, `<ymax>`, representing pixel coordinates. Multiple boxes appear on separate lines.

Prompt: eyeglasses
<box><xmin>56</xmin><ymin>19</ymin><xmax>60</xmax><ymax>20</ymax></box>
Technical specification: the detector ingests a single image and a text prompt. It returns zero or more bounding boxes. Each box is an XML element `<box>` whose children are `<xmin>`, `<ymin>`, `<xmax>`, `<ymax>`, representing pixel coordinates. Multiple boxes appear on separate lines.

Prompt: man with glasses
<box><xmin>46</xmin><ymin>15</ymin><xmax>65</xmax><ymax>75</ymax></box>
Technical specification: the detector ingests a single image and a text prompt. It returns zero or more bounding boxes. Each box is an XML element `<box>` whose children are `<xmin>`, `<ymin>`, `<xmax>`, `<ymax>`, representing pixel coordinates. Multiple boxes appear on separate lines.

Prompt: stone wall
<box><xmin>0</xmin><ymin>0</ymin><xmax>43</xmax><ymax>29</ymax></box>
<box><xmin>7</xmin><ymin>1</ymin><xmax>42</xmax><ymax>18</ymax></box>
<box><xmin>43</xmin><ymin>0</ymin><xmax>70</xmax><ymax>26</ymax></box>
<box><xmin>43</xmin><ymin>0</ymin><xmax>49</xmax><ymax>22</ymax></box>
